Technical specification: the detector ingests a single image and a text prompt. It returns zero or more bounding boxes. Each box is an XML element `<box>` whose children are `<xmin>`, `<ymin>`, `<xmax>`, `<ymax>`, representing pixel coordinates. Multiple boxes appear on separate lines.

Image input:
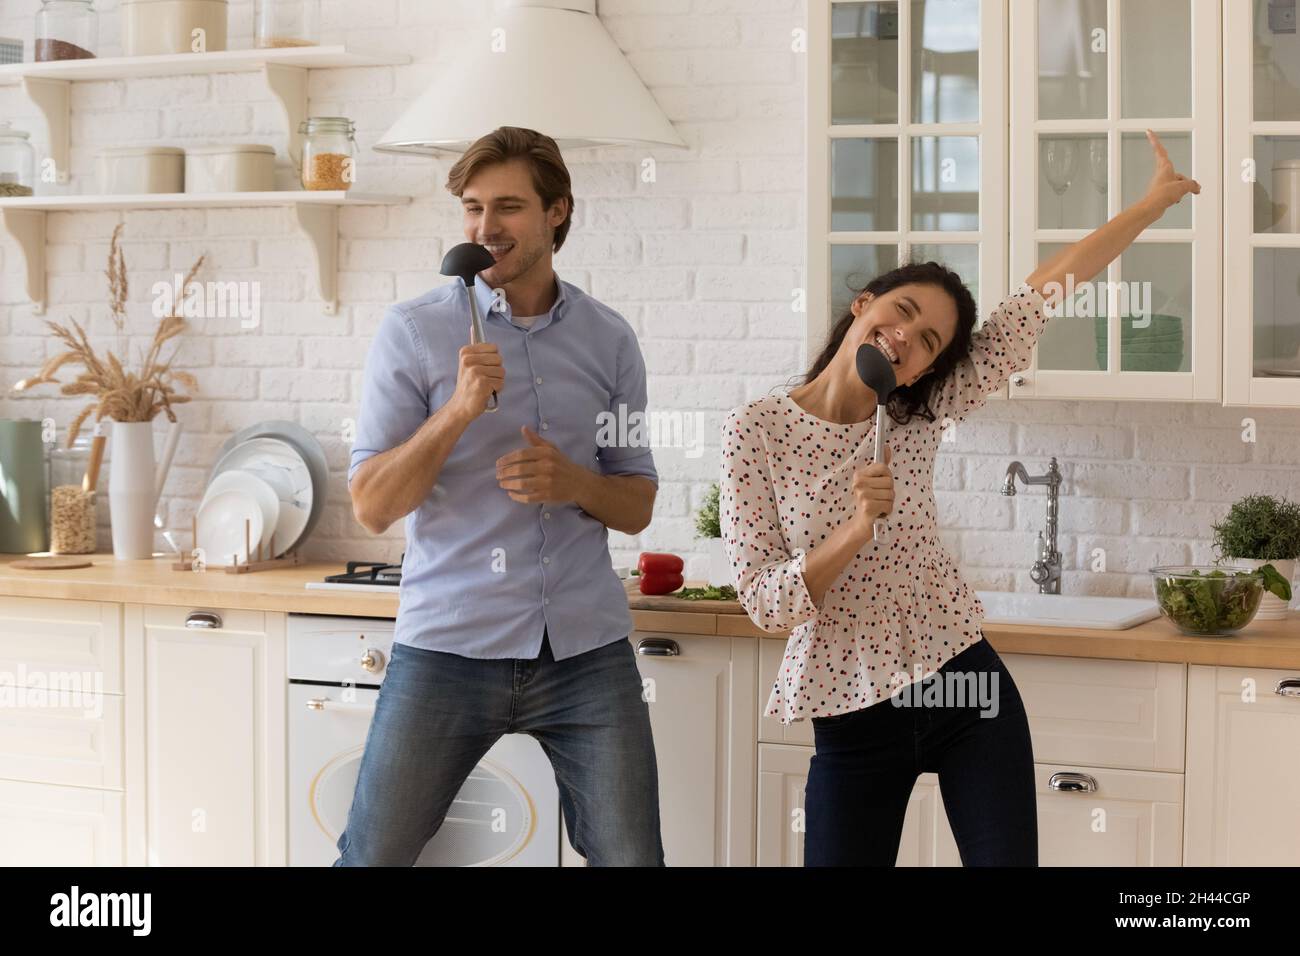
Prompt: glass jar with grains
<box><xmin>35</xmin><ymin>0</ymin><xmax>98</xmax><ymax>61</ymax></box>
<box><xmin>300</xmin><ymin>117</ymin><xmax>357</xmax><ymax>191</ymax></box>
<box><xmin>255</xmin><ymin>0</ymin><xmax>320</xmax><ymax>49</ymax></box>
<box><xmin>47</xmin><ymin>434</ymin><xmax>98</xmax><ymax>555</ymax></box>
<box><xmin>0</xmin><ymin>122</ymin><xmax>35</xmax><ymax>197</ymax></box>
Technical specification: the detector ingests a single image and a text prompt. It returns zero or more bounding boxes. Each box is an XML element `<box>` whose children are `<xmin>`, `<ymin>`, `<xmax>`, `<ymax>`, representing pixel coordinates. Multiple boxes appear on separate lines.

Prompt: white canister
<box><xmin>121</xmin><ymin>0</ymin><xmax>228</xmax><ymax>56</ymax></box>
<box><xmin>1274</xmin><ymin>159</ymin><xmax>1300</xmax><ymax>234</ymax></box>
<box><xmin>96</xmin><ymin>146</ymin><xmax>184</xmax><ymax>194</ymax></box>
<box><xmin>185</xmin><ymin>144</ymin><xmax>275</xmax><ymax>193</ymax></box>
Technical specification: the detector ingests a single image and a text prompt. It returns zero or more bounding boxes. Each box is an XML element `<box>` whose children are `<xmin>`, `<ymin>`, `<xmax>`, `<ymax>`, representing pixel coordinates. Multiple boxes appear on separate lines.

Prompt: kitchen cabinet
<box><xmin>1009</xmin><ymin>0</ymin><xmax>1221</xmax><ymax>400</ymax></box>
<box><xmin>755</xmin><ymin>641</ymin><xmax>1188</xmax><ymax>865</ymax></box>
<box><xmin>126</xmin><ymin>604</ymin><xmax>287</xmax><ymax>867</ymax></box>
<box><xmin>809</xmin><ymin>0</ymin><xmax>1296</xmax><ymax>407</ymax></box>
<box><xmin>1184</xmin><ymin>662</ymin><xmax>1300</xmax><ymax>865</ymax></box>
<box><xmin>1223</xmin><ymin>0</ymin><xmax>1300</xmax><ymax>406</ymax></box>
<box><xmin>757</xmin><ymin>744</ymin><xmax>964</xmax><ymax>866</ymax></box>
<box><xmin>0</xmin><ymin>779</ymin><xmax>125</xmax><ymax>866</ymax></box>
<box><xmin>806</xmin><ymin>0</ymin><xmax>1009</xmax><ymax>386</ymax></box>
<box><xmin>582</xmin><ymin>632</ymin><xmax>757</xmax><ymax>867</ymax></box>
<box><xmin>0</xmin><ymin>596</ymin><xmax>133</xmax><ymax>865</ymax></box>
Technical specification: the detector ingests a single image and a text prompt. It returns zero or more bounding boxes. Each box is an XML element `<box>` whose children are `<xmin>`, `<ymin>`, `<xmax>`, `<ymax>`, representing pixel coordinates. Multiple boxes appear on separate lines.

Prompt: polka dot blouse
<box><xmin>720</xmin><ymin>284</ymin><xmax>1048</xmax><ymax>724</ymax></box>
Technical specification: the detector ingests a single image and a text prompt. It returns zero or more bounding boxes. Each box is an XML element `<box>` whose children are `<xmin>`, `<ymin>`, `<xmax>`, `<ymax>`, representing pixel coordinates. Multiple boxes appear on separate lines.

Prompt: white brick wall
<box><xmin>2</xmin><ymin>0</ymin><xmax>1298</xmax><ymax>605</ymax></box>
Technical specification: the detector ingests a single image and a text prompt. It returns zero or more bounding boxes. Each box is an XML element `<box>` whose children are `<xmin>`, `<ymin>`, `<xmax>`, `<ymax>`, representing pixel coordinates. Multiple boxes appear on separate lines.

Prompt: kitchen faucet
<box><xmin>1000</xmin><ymin>457</ymin><xmax>1063</xmax><ymax>594</ymax></box>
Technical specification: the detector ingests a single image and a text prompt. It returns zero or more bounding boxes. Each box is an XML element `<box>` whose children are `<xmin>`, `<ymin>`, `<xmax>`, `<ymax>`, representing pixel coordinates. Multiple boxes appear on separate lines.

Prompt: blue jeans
<box><xmin>333</xmin><ymin>630</ymin><xmax>664</xmax><ymax>866</ymax></box>
<box><xmin>803</xmin><ymin>637</ymin><xmax>1038</xmax><ymax>866</ymax></box>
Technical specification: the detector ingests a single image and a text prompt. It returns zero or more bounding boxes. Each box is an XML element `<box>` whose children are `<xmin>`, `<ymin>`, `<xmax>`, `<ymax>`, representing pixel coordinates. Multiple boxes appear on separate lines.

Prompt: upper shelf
<box><xmin>0</xmin><ymin>45</ymin><xmax>408</xmax><ymax>84</ymax></box>
<box><xmin>0</xmin><ymin>191</ymin><xmax>410</xmax><ymax>211</ymax></box>
<box><xmin>0</xmin><ymin>191</ymin><xmax>411</xmax><ymax>316</ymax></box>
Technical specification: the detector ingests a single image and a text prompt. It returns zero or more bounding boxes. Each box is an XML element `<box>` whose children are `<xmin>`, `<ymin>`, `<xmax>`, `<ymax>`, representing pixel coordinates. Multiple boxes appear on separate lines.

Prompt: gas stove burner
<box><xmin>318</xmin><ymin>556</ymin><xmax>404</xmax><ymax>588</ymax></box>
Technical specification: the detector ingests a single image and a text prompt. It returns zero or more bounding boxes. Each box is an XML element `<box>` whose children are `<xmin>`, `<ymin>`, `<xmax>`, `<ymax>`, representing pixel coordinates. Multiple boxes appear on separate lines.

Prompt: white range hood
<box><xmin>375</xmin><ymin>0</ymin><xmax>686</xmax><ymax>154</ymax></box>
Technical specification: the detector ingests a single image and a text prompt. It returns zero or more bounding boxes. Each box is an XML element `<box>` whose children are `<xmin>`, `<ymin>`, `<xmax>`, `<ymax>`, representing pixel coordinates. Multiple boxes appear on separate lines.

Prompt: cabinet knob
<box><xmin>185</xmin><ymin>610</ymin><xmax>222</xmax><ymax>629</ymax></box>
<box><xmin>1011</xmin><ymin>374</ymin><xmax>1027</xmax><ymax>387</ymax></box>
<box><xmin>1275</xmin><ymin>678</ymin><xmax>1300</xmax><ymax>698</ymax></box>
<box><xmin>1048</xmin><ymin>771</ymin><xmax>1098</xmax><ymax>793</ymax></box>
<box><xmin>360</xmin><ymin>648</ymin><xmax>385</xmax><ymax>673</ymax></box>
<box><xmin>636</xmin><ymin>637</ymin><xmax>680</xmax><ymax>657</ymax></box>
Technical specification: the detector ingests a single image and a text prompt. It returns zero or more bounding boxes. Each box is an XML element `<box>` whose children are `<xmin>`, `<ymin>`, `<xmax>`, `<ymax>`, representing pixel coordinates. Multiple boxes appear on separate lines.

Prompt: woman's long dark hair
<box><xmin>798</xmin><ymin>260</ymin><xmax>978</xmax><ymax>426</ymax></box>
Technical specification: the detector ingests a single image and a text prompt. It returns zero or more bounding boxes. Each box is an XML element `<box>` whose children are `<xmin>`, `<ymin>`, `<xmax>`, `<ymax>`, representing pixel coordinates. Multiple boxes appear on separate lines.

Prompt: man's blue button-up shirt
<box><xmin>348</xmin><ymin>274</ymin><xmax>657</xmax><ymax>660</ymax></box>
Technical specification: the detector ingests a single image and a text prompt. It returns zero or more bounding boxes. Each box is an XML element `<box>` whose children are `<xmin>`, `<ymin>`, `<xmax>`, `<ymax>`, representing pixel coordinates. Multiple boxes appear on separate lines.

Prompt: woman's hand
<box><xmin>1141</xmin><ymin>129</ymin><xmax>1200</xmax><ymax>216</ymax></box>
<box><xmin>851</xmin><ymin>445</ymin><xmax>894</xmax><ymax>539</ymax></box>
<box><xmin>1027</xmin><ymin>130</ymin><xmax>1201</xmax><ymax>302</ymax></box>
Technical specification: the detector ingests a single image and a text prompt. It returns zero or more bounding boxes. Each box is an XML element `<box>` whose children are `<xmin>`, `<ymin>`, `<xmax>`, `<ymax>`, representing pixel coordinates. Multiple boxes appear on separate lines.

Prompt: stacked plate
<box><xmin>1094</xmin><ymin>314</ymin><xmax>1185</xmax><ymax>372</ymax></box>
<box><xmin>195</xmin><ymin>421</ymin><xmax>327</xmax><ymax>565</ymax></box>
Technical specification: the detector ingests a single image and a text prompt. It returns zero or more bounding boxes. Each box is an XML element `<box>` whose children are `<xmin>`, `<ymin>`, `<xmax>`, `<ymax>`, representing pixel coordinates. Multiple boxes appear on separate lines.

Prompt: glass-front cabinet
<box><xmin>1224</xmin><ymin>0</ymin><xmax>1300</xmax><ymax>406</ymax></box>
<box><xmin>1009</xmin><ymin>0</ymin><xmax>1221</xmax><ymax>400</ymax></box>
<box><xmin>808</xmin><ymin>0</ymin><xmax>1290</xmax><ymax>407</ymax></box>
<box><xmin>807</xmin><ymin>0</ymin><xmax>1008</xmax><ymax>366</ymax></box>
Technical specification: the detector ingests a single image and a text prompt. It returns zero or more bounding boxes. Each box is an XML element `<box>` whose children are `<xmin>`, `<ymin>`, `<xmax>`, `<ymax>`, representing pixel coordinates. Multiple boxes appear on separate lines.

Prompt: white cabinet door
<box><xmin>0</xmin><ymin>596</ymin><xmax>126</xmax><ymax>789</ymax></box>
<box><xmin>1000</xmin><ymin>652</ymin><xmax>1186</xmax><ymax>771</ymax></box>
<box><xmin>1185</xmin><ymin>663</ymin><xmax>1300</xmax><ymax>865</ymax></box>
<box><xmin>128</xmin><ymin>605</ymin><xmax>287</xmax><ymax>866</ymax></box>
<box><xmin>0</xmin><ymin>778</ymin><xmax>125</xmax><ymax>866</ymax></box>
<box><xmin>756</xmin><ymin>743</ymin><xmax>962</xmax><ymax>866</ymax></box>
<box><xmin>806</xmin><ymin>0</ymin><xmax>1009</xmax><ymax>380</ymax></box>
<box><xmin>1009</xmin><ymin>0</ymin><xmax>1221</xmax><ymax>401</ymax></box>
<box><xmin>1036</xmin><ymin>763</ymin><xmax>1183</xmax><ymax>865</ymax></box>
<box><xmin>1223</xmin><ymin>0</ymin><xmax>1300</xmax><ymax>406</ymax></box>
<box><xmin>628</xmin><ymin>633</ymin><xmax>756</xmax><ymax>867</ymax></box>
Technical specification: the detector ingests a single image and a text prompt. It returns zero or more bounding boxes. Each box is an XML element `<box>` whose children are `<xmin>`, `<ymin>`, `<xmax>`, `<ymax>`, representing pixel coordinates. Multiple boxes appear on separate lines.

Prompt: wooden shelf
<box><xmin>0</xmin><ymin>45</ymin><xmax>407</xmax><ymax>83</ymax></box>
<box><xmin>0</xmin><ymin>45</ymin><xmax>408</xmax><ymax>181</ymax></box>
<box><xmin>0</xmin><ymin>191</ymin><xmax>411</xmax><ymax>315</ymax></box>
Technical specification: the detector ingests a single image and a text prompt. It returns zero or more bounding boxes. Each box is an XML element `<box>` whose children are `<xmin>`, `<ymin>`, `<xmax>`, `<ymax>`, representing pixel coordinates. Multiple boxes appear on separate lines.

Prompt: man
<box><xmin>336</xmin><ymin>127</ymin><xmax>663</xmax><ymax>867</ymax></box>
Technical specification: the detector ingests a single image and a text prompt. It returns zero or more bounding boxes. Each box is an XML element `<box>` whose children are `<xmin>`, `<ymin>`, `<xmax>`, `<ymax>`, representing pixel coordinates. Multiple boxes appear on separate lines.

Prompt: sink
<box><xmin>974</xmin><ymin>591</ymin><xmax>1161</xmax><ymax>630</ymax></box>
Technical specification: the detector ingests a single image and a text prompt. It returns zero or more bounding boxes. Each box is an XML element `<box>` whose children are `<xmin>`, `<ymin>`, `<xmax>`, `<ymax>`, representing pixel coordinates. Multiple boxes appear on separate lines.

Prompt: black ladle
<box><xmin>440</xmin><ymin>242</ymin><xmax>499</xmax><ymax>412</ymax></box>
<box><xmin>855</xmin><ymin>343</ymin><xmax>898</xmax><ymax>542</ymax></box>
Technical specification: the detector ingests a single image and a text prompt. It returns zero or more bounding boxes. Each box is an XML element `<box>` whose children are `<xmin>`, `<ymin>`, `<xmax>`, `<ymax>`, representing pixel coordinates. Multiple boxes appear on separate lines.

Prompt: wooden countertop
<box><xmin>3</xmin><ymin>552</ymin><xmax>1299</xmax><ymax>669</ymax></box>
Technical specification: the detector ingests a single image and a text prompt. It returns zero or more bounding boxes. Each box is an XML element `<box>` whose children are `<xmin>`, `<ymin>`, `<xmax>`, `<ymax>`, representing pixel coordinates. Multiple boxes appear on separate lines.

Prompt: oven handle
<box><xmin>305</xmin><ymin>698</ymin><xmax>377</xmax><ymax>714</ymax></box>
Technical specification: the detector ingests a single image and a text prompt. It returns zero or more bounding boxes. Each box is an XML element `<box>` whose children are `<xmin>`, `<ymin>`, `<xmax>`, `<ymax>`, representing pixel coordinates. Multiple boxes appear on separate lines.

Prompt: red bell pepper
<box><xmin>638</xmin><ymin>552</ymin><xmax>684</xmax><ymax>575</ymax></box>
<box><xmin>639</xmin><ymin>571</ymin><xmax>685</xmax><ymax>595</ymax></box>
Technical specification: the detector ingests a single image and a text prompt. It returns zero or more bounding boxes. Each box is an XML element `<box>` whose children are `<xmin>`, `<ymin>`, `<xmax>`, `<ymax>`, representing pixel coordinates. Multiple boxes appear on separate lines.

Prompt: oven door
<box><xmin>288</xmin><ymin>683</ymin><xmax>560</xmax><ymax>866</ymax></box>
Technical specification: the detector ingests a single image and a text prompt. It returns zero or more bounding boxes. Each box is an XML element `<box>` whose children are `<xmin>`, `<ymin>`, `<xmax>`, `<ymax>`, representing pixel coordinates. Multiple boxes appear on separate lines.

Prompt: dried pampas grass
<box><xmin>12</xmin><ymin>224</ymin><xmax>203</xmax><ymax>447</ymax></box>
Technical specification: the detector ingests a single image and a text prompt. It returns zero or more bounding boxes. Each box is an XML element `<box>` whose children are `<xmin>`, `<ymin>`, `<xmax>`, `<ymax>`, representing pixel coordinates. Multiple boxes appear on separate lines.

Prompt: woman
<box><xmin>720</xmin><ymin>131</ymin><xmax>1199</xmax><ymax>866</ymax></box>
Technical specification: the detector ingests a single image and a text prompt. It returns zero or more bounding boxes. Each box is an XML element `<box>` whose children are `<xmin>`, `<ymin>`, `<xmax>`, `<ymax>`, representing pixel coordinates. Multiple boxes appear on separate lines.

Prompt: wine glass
<box><xmin>1044</xmin><ymin>138</ymin><xmax>1078</xmax><ymax>227</ymax></box>
<box><xmin>1089</xmin><ymin>138</ymin><xmax>1108</xmax><ymax>195</ymax></box>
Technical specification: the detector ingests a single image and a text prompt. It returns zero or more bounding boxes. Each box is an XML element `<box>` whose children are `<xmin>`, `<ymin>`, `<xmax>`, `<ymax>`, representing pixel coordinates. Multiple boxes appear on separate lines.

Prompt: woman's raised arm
<box><xmin>1026</xmin><ymin>130</ymin><xmax>1201</xmax><ymax>307</ymax></box>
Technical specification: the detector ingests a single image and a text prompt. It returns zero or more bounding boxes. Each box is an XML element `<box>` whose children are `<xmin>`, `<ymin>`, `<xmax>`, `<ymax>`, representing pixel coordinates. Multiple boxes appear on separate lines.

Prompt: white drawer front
<box><xmin>0</xmin><ymin>597</ymin><xmax>123</xmax><ymax>695</ymax></box>
<box><xmin>0</xmin><ymin>693</ymin><xmax>125</xmax><ymax>789</ymax></box>
<box><xmin>1002</xmin><ymin>653</ymin><xmax>1186</xmax><ymax>772</ymax></box>
<box><xmin>0</xmin><ymin>778</ymin><xmax>125</xmax><ymax>866</ymax></box>
<box><xmin>1035</xmin><ymin>763</ymin><xmax>1183</xmax><ymax>867</ymax></box>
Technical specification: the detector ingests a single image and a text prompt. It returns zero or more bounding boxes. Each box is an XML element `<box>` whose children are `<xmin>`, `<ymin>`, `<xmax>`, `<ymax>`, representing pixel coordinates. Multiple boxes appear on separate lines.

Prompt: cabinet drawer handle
<box><xmin>185</xmin><ymin>611</ymin><xmax>223</xmax><ymax>630</ymax></box>
<box><xmin>1276</xmin><ymin>678</ymin><xmax>1300</xmax><ymax>698</ymax></box>
<box><xmin>1048</xmin><ymin>771</ymin><xmax>1098</xmax><ymax>793</ymax></box>
<box><xmin>1011</xmin><ymin>374</ymin><xmax>1027</xmax><ymax>387</ymax></box>
<box><xmin>636</xmin><ymin>638</ymin><xmax>680</xmax><ymax>657</ymax></box>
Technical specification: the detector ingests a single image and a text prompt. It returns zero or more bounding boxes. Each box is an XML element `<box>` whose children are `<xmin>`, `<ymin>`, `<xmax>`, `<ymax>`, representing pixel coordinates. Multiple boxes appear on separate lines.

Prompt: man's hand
<box><xmin>495</xmin><ymin>426</ymin><xmax>590</xmax><ymax>504</ymax></box>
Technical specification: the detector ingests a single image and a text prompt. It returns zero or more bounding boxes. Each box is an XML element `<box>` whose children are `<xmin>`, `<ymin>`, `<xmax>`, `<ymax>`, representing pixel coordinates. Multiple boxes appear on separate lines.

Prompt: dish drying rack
<box><xmin>172</xmin><ymin>515</ymin><xmax>306</xmax><ymax>574</ymax></box>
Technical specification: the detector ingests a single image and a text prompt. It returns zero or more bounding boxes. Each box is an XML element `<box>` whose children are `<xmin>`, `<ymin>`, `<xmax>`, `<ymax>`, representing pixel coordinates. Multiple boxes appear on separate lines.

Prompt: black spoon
<box><xmin>440</xmin><ymin>243</ymin><xmax>499</xmax><ymax>412</ymax></box>
<box><xmin>855</xmin><ymin>343</ymin><xmax>898</xmax><ymax>542</ymax></box>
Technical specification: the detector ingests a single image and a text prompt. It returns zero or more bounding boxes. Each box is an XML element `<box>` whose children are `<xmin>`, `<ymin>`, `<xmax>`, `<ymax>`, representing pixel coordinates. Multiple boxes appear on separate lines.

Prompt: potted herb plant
<box><xmin>1211</xmin><ymin>494</ymin><xmax>1300</xmax><ymax>620</ymax></box>
<box><xmin>696</xmin><ymin>481</ymin><xmax>730</xmax><ymax>587</ymax></box>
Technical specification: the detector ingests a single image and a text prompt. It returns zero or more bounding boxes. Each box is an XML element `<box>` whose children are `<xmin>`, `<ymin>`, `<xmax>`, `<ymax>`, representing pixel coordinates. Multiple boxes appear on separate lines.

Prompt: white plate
<box><xmin>209</xmin><ymin>437</ymin><xmax>313</xmax><ymax>555</ymax></box>
<box><xmin>196</xmin><ymin>489</ymin><xmax>264</xmax><ymax>565</ymax></box>
<box><xmin>202</xmin><ymin>470</ymin><xmax>281</xmax><ymax>558</ymax></box>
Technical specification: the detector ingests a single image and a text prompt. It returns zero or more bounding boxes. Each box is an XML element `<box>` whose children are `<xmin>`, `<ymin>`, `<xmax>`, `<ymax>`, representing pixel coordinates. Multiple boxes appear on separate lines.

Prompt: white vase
<box><xmin>1230</xmin><ymin>557</ymin><xmax>1297</xmax><ymax>621</ymax></box>
<box><xmin>707</xmin><ymin>537</ymin><xmax>732</xmax><ymax>588</ymax></box>
<box><xmin>108</xmin><ymin>420</ymin><xmax>182</xmax><ymax>560</ymax></box>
